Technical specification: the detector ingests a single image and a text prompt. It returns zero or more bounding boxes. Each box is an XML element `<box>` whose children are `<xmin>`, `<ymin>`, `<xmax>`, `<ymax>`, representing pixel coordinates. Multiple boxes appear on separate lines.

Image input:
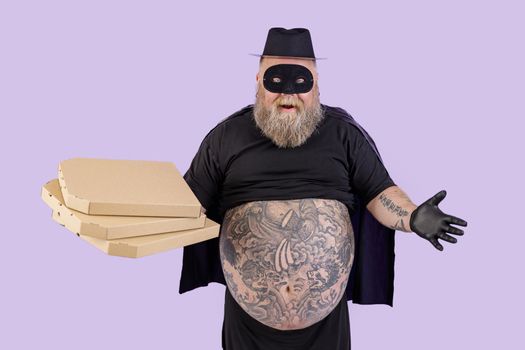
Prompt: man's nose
<box><xmin>282</xmin><ymin>82</ymin><xmax>296</xmax><ymax>95</ymax></box>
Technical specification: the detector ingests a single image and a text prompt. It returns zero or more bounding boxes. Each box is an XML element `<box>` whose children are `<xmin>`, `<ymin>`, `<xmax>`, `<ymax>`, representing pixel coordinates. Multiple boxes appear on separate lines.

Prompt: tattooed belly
<box><xmin>219</xmin><ymin>198</ymin><xmax>355</xmax><ymax>330</ymax></box>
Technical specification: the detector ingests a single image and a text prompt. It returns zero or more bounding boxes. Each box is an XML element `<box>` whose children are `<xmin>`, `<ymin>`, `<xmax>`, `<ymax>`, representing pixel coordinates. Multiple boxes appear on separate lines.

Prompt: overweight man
<box><xmin>179</xmin><ymin>27</ymin><xmax>467</xmax><ymax>350</ymax></box>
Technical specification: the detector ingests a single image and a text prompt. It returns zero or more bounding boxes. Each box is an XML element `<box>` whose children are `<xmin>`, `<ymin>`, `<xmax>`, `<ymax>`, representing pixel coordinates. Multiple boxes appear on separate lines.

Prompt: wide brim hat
<box><xmin>249</xmin><ymin>27</ymin><xmax>327</xmax><ymax>60</ymax></box>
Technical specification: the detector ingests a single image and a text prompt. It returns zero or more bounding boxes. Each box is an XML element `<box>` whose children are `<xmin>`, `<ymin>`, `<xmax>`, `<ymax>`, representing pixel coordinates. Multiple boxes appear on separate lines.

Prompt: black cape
<box><xmin>178</xmin><ymin>105</ymin><xmax>396</xmax><ymax>306</ymax></box>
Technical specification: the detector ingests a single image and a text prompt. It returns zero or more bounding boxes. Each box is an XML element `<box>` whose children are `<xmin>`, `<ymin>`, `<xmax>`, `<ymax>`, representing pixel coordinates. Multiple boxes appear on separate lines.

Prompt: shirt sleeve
<box><xmin>183</xmin><ymin>138</ymin><xmax>223</xmax><ymax>213</ymax></box>
<box><xmin>348</xmin><ymin>127</ymin><xmax>396</xmax><ymax>206</ymax></box>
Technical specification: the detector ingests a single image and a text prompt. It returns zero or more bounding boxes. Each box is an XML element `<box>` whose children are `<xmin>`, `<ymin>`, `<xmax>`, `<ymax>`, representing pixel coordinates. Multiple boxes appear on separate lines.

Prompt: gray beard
<box><xmin>252</xmin><ymin>87</ymin><xmax>324</xmax><ymax>148</ymax></box>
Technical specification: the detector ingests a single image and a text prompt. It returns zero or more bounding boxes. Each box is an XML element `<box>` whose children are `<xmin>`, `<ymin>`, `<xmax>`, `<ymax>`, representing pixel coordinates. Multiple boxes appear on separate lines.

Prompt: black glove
<box><xmin>409</xmin><ymin>190</ymin><xmax>468</xmax><ymax>251</ymax></box>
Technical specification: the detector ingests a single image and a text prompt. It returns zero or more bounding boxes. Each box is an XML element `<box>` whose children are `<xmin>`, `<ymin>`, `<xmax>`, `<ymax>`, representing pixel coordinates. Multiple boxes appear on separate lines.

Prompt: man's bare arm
<box><xmin>367</xmin><ymin>186</ymin><xmax>468</xmax><ymax>250</ymax></box>
<box><xmin>366</xmin><ymin>185</ymin><xmax>417</xmax><ymax>232</ymax></box>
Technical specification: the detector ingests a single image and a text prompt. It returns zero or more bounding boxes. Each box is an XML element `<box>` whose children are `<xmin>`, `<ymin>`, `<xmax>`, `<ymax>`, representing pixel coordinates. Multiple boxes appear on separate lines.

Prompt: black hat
<box><xmin>250</xmin><ymin>27</ymin><xmax>326</xmax><ymax>60</ymax></box>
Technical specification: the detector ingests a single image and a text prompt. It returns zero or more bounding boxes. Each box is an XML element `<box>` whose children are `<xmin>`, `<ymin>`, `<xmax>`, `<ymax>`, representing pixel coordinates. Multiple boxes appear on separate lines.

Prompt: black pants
<box><xmin>222</xmin><ymin>287</ymin><xmax>351</xmax><ymax>350</ymax></box>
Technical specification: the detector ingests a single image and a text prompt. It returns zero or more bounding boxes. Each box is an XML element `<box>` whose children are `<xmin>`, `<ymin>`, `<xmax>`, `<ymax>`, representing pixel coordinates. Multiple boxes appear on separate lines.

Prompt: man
<box><xmin>180</xmin><ymin>28</ymin><xmax>467</xmax><ymax>350</ymax></box>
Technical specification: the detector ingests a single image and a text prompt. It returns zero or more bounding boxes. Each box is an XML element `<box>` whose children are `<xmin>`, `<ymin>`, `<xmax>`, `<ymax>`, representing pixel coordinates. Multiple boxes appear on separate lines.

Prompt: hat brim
<box><xmin>248</xmin><ymin>53</ymin><xmax>327</xmax><ymax>60</ymax></box>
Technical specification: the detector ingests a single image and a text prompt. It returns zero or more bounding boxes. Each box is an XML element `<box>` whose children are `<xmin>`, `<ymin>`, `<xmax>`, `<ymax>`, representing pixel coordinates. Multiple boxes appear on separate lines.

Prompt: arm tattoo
<box><xmin>390</xmin><ymin>218</ymin><xmax>408</xmax><ymax>231</ymax></box>
<box><xmin>379</xmin><ymin>193</ymin><xmax>409</xmax><ymax>217</ymax></box>
<box><xmin>219</xmin><ymin>198</ymin><xmax>354</xmax><ymax>330</ymax></box>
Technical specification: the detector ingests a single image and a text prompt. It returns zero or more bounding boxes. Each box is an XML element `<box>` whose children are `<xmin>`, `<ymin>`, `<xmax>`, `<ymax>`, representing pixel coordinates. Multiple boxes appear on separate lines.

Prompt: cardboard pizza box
<box><xmin>50</xmin><ymin>210</ymin><xmax>220</xmax><ymax>258</ymax></box>
<box><xmin>42</xmin><ymin>179</ymin><xmax>207</xmax><ymax>240</ymax></box>
<box><xmin>58</xmin><ymin>158</ymin><xmax>201</xmax><ymax>217</ymax></box>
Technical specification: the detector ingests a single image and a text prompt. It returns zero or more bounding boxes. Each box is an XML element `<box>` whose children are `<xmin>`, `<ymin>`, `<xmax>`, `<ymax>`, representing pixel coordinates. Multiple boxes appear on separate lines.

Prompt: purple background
<box><xmin>1</xmin><ymin>1</ymin><xmax>523</xmax><ymax>349</ymax></box>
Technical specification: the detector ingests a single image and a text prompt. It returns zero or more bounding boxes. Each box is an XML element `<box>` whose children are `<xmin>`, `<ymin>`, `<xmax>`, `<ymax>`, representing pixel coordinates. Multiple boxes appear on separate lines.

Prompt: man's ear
<box><xmin>256</xmin><ymin>72</ymin><xmax>260</xmax><ymax>82</ymax></box>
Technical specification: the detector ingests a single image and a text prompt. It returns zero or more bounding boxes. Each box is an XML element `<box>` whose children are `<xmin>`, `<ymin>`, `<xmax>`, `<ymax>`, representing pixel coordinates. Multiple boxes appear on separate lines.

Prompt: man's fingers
<box><xmin>444</xmin><ymin>225</ymin><xmax>464</xmax><ymax>236</ymax></box>
<box><xmin>428</xmin><ymin>190</ymin><xmax>447</xmax><ymax>206</ymax></box>
<box><xmin>438</xmin><ymin>232</ymin><xmax>457</xmax><ymax>243</ymax></box>
<box><xmin>430</xmin><ymin>238</ymin><xmax>444</xmax><ymax>251</ymax></box>
<box><xmin>445</xmin><ymin>214</ymin><xmax>468</xmax><ymax>227</ymax></box>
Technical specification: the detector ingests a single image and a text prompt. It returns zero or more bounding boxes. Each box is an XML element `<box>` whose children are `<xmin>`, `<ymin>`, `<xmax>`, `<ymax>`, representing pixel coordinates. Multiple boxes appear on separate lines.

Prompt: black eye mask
<box><xmin>262</xmin><ymin>64</ymin><xmax>314</xmax><ymax>94</ymax></box>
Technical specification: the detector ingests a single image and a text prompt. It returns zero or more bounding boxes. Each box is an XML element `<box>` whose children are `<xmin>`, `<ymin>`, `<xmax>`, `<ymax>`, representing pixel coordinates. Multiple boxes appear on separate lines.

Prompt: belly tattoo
<box><xmin>219</xmin><ymin>198</ymin><xmax>355</xmax><ymax>330</ymax></box>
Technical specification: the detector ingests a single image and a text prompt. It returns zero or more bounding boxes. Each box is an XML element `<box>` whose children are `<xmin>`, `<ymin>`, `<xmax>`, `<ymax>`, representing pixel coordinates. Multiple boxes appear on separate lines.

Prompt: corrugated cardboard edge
<box><xmin>42</xmin><ymin>181</ymin><xmax>83</xmax><ymax>236</ymax></box>
<box><xmin>42</xmin><ymin>179</ymin><xmax>207</xmax><ymax>240</ymax></box>
<box><xmin>51</xmin><ymin>210</ymin><xmax>220</xmax><ymax>258</ymax></box>
<box><xmin>106</xmin><ymin>214</ymin><xmax>206</xmax><ymax>240</ymax></box>
<box><xmin>58</xmin><ymin>163</ymin><xmax>91</xmax><ymax>215</ymax></box>
<box><xmin>88</xmin><ymin>202</ymin><xmax>201</xmax><ymax>218</ymax></box>
<box><xmin>51</xmin><ymin>210</ymin><xmax>110</xmax><ymax>253</ymax></box>
<box><xmin>42</xmin><ymin>180</ymin><xmax>108</xmax><ymax>239</ymax></box>
<box><xmin>124</xmin><ymin>223</ymin><xmax>219</xmax><ymax>258</ymax></box>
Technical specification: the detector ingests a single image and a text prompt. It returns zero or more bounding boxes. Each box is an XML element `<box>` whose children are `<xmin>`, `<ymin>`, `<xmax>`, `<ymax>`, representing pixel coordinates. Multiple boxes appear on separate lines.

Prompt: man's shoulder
<box><xmin>217</xmin><ymin>104</ymin><xmax>254</xmax><ymax>125</ymax></box>
<box><xmin>322</xmin><ymin>104</ymin><xmax>368</xmax><ymax>137</ymax></box>
<box><xmin>322</xmin><ymin>104</ymin><xmax>359</xmax><ymax>126</ymax></box>
<box><xmin>213</xmin><ymin>104</ymin><xmax>253</xmax><ymax>130</ymax></box>
<box><xmin>201</xmin><ymin>104</ymin><xmax>254</xmax><ymax>143</ymax></box>
<box><xmin>322</xmin><ymin>104</ymin><xmax>379</xmax><ymax>148</ymax></box>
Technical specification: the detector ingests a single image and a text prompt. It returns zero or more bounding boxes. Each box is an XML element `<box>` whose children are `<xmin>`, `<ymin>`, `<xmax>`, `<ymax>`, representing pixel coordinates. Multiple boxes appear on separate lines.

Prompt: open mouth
<box><xmin>279</xmin><ymin>104</ymin><xmax>296</xmax><ymax>110</ymax></box>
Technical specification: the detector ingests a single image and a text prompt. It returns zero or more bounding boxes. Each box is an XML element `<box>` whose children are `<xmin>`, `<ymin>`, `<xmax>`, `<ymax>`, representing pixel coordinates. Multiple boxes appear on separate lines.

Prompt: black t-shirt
<box><xmin>183</xmin><ymin>104</ymin><xmax>396</xmax><ymax>223</ymax></box>
<box><xmin>180</xmin><ymin>104</ymin><xmax>397</xmax><ymax>306</ymax></box>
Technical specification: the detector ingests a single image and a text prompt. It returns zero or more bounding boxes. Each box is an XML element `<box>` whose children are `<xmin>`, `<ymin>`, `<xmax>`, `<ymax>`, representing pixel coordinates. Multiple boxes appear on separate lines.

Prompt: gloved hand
<box><xmin>409</xmin><ymin>190</ymin><xmax>468</xmax><ymax>251</ymax></box>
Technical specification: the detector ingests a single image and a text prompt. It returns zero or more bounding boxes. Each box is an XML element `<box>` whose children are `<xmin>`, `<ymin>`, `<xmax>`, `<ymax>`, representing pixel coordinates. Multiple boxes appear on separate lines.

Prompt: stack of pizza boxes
<box><xmin>41</xmin><ymin>158</ymin><xmax>220</xmax><ymax>258</ymax></box>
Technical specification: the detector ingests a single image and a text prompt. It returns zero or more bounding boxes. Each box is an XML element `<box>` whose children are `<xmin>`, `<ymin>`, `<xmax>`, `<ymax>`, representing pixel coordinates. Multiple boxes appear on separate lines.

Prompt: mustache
<box><xmin>273</xmin><ymin>95</ymin><xmax>304</xmax><ymax>109</ymax></box>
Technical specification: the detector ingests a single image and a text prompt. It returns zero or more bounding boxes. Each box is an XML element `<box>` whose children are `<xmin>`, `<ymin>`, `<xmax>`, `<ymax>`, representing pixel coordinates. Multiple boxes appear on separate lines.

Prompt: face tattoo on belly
<box><xmin>219</xmin><ymin>198</ymin><xmax>355</xmax><ymax>330</ymax></box>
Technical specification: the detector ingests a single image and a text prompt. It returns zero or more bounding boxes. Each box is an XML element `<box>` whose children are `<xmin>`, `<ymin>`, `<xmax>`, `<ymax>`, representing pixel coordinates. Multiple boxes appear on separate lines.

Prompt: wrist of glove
<box><xmin>409</xmin><ymin>190</ymin><xmax>468</xmax><ymax>251</ymax></box>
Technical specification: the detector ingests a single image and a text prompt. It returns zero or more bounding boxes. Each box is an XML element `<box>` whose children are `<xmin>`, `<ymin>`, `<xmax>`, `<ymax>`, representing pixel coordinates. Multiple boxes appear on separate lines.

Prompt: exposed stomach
<box><xmin>219</xmin><ymin>198</ymin><xmax>355</xmax><ymax>330</ymax></box>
